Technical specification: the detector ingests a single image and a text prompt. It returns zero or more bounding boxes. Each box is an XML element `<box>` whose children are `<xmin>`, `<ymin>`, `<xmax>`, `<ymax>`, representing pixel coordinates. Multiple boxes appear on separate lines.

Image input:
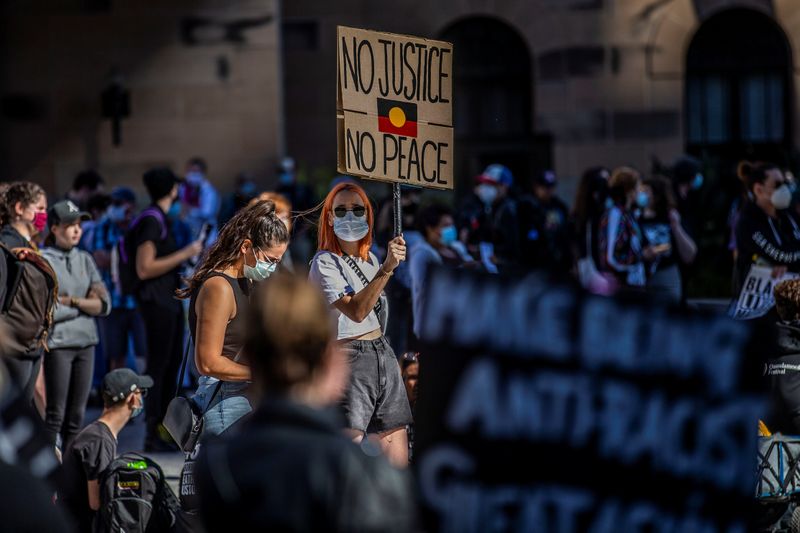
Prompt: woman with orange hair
<box><xmin>308</xmin><ymin>182</ymin><xmax>412</xmax><ymax>467</ymax></box>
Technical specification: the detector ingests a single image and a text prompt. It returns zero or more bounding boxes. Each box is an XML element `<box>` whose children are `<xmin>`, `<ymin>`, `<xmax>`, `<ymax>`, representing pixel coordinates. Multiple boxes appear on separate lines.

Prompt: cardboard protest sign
<box><xmin>732</xmin><ymin>265</ymin><xmax>800</xmax><ymax>320</ymax></box>
<box><xmin>336</xmin><ymin>26</ymin><xmax>454</xmax><ymax>190</ymax></box>
<box><xmin>415</xmin><ymin>267</ymin><xmax>769</xmax><ymax>532</ymax></box>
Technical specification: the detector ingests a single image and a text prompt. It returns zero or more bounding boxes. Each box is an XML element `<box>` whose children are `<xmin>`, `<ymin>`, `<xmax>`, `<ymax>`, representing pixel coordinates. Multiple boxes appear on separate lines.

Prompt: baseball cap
<box><xmin>47</xmin><ymin>200</ymin><xmax>91</xmax><ymax>226</ymax></box>
<box><xmin>110</xmin><ymin>186</ymin><xmax>136</xmax><ymax>205</ymax></box>
<box><xmin>101</xmin><ymin>368</ymin><xmax>154</xmax><ymax>404</ymax></box>
<box><xmin>476</xmin><ymin>164</ymin><xmax>514</xmax><ymax>187</ymax></box>
<box><xmin>535</xmin><ymin>170</ymin><xmax>558</xmax><ymax>188</ymax></box>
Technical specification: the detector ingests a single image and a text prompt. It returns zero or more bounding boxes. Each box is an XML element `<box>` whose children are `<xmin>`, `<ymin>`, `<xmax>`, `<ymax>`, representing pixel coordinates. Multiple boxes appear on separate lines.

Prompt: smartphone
<box><xmin>197</xmin><ymin>223</ymin><xmax>211</xmax><ymax>244</ymax></box>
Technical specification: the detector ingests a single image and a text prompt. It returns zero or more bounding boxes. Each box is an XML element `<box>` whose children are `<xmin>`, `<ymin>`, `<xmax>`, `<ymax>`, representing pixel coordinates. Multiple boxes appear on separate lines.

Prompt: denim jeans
<box><xmin>193</xmin><ymin>376</ymin><xmax>252</xmax><ymax>437</ymax></box>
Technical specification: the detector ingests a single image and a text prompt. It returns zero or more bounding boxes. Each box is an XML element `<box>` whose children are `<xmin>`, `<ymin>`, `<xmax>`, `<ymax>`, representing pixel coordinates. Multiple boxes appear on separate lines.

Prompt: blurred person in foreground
<box><xmin>197</xmin><ymin>275</ymin><xmax>415</xmax><ymax>532</ymax></box>
<box><xmin>309</xmin><ymin>182</ymin><xmax>412</xmax><ymax>467</ymax></box>
<box><xmin>0</xmin><ymin>321</ymin><xmax>69</xmax><ymax>532</ymax></box>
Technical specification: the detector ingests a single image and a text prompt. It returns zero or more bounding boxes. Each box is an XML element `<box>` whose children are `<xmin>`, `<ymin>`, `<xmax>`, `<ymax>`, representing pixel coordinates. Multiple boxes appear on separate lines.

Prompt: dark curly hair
<box><xmin>1</xmin><ymin>182</ymin><xmax>45</xmax><ymax>226</ymax></box>
<box><xmin>176</xmin><ymin>199</ymin><xmax>290</xmax><ymax>299</ymax></box>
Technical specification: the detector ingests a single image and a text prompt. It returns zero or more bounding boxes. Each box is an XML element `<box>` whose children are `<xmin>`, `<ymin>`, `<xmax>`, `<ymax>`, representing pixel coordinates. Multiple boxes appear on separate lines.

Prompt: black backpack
<box><xmin>117</xmin><ymin>207</ymin><xmax>167</xmax><ymax>296</ymax></box>
<box><xmin>0</xmin><ymin>244</ymin><xmax>57</xmax><ymax>358</ymax></box>
<box><xmin>97</xmin><ymin>452</ymin><xmax>179</xmax><ymax>533</ymax></box>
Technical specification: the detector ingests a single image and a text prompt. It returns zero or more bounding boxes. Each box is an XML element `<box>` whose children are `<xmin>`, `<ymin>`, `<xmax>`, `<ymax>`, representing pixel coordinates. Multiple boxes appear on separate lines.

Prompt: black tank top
<box><xmin>189</xmin><ymin>273</ymin><xmax>251</xmax><ymax>362</ymax></box>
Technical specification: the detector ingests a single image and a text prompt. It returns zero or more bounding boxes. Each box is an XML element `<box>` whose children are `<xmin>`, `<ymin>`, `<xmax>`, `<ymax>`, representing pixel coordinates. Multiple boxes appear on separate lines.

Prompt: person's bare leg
<box><xmin>379</xmin><ymin>427</ymin><xmax>408</xmax><ymax>468</ymax></box>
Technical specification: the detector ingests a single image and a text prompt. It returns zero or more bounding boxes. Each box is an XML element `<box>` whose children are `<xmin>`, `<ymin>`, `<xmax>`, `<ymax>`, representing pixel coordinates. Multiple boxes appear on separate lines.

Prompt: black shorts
<box><xmin>341</xmin><ymin>336</ymin><xmax>413</xmax><ymax>433</ymax></box>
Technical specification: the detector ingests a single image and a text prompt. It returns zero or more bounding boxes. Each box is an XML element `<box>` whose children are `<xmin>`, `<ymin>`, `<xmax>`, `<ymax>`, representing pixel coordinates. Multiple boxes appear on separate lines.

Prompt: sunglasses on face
<box><xmin>333</xmin><ymin>205</ymin><xmax>366</xmax><ymax>218</ymax></box>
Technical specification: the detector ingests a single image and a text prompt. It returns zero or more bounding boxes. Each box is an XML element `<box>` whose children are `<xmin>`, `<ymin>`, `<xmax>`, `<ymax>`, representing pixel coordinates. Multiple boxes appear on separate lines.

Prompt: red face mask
<box><xmin>32</xmin><ymin>212</ymin><xmax>48</xmax><ymax>233</ymax></box>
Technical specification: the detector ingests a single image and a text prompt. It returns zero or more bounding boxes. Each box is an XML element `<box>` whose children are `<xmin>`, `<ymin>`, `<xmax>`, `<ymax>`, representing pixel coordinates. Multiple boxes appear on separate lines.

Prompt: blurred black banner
<box><xmin>414</xmin><ymin>266</ymin><xmax>770</xmax><ymax>533</ymax></box>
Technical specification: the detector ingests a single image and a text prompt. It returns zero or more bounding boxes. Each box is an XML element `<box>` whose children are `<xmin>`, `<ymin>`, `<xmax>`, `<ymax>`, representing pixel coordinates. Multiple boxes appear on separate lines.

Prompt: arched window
<box><xmin>440</xmin><ymin>17</ymin><xmax>538</xmax><ymax>189</ymax></box>
<box><xmin>686</xmin><ymin>9</ymin><xmax>792</xmax><ymax>156</ymax></box>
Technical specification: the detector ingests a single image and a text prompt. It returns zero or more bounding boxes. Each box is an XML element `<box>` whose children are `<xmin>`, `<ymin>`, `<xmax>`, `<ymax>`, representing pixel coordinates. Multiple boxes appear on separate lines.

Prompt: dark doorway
<box><xmin>683</xmin><ymin>8</ymin><xmax>793</xmax><ymax>296</ymax></box>
<box><xmin>440</xmin><ymin>17</ymin><xmax>549</xmax><ymax>198</ymax></box>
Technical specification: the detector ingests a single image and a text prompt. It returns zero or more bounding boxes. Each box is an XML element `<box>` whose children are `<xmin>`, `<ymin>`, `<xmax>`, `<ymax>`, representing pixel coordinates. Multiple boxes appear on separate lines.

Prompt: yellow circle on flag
<box><xmin>389</xmin><ymin>107</ymin><xmax>406</xmax><ymax>128</ymax></box>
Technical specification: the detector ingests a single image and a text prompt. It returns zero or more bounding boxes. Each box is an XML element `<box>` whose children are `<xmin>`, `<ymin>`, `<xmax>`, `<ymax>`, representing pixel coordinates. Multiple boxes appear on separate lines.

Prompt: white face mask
<box><xmin>333</xmin><ymin>211</ymin><xmax>370</xmax><ymax>242</ymax></box>
<box><xmin>476</xmin><ymin>184</ymin><xmax>498</xmax><ymax>206</ymax></box>
<box><xmin>243</xmin><ymin>248</ymin><xmax>277</xmax><ymax>281</ymax></box>
<box><xmin>772</xmin><ymin>184</ymin><xmax>793</xmax><ymax>210</ymax></box>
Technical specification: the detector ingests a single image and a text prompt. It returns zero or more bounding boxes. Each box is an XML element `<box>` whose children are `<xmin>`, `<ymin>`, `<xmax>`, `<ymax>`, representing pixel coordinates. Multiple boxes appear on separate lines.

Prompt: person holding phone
<box><xmin>640</xmin><ymin>176</ymin><xmax>697</xmax><ymax>303</ymax></box>
<box><xmin>308</xmin><ymin>182</ymin><xmax>412</xmax><ymax>468</ymax></box>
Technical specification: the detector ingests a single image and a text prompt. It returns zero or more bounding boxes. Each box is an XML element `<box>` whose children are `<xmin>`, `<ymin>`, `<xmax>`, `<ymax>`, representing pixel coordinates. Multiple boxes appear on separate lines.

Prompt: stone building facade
<box><xmin>0</xmin><ymin>0</ymin><xmax>282</xmax><ymax>199</ymax></box>
<box><xmin>283</xmin><ymin>0</ymin><xmax>800</xmax><ymax>199</ymax></box>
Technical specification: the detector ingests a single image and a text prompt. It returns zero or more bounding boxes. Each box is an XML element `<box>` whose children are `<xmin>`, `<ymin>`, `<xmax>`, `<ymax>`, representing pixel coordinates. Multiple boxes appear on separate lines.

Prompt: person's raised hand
<box><xmin>383</xmin><ymin>235</ymin><xmax>407</xmax><ymax>272</ymax></box>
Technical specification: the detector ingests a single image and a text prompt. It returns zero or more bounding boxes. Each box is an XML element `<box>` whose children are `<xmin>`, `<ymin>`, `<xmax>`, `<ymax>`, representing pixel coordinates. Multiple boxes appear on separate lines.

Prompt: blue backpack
<box><xmin>117</xmin><ymin>207</ymin><xmax>167</xmax><ymax>296</ymax></box>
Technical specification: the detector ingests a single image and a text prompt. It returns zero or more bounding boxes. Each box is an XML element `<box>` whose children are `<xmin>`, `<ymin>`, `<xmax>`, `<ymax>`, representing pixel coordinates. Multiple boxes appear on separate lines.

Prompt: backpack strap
<box><xmin>340</xmin><ymin>253</ymin><xmax>383</xmax><ymax>316</ymax></box>
<box><xmin>119</xmin><ymin>207</ymin><xmax>168</xmax><ymax>264</ymax></box>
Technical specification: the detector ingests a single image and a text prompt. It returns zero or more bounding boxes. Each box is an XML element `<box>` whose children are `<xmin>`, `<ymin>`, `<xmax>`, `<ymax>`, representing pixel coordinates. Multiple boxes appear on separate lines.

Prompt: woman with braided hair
<box><xmin>178</xmin><ymin>199</ymin><xmax>290</xmax><ymax>436</ymax></box>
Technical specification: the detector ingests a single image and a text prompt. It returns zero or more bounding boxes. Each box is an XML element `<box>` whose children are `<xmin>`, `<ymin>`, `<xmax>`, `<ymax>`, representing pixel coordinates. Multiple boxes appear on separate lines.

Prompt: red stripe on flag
<box><xmin>377</xmin><ymin>116</ymin><xmax>418</xmax><ymax>138</ymax></box>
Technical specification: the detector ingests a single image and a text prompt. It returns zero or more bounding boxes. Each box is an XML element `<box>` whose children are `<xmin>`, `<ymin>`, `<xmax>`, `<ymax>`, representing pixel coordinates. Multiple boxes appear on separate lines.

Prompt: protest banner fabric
<box><xmin>415</xmin><ymin>267</ymin><xmax>769</xmax><ymax>532</ymax></box>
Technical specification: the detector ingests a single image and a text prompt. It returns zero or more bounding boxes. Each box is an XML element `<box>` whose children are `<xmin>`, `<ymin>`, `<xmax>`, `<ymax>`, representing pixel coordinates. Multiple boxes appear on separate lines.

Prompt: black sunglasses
<box><xmin>333</xmin><ymin>205</ymin><xmax>366</xmax><ymax>218</ymax></box>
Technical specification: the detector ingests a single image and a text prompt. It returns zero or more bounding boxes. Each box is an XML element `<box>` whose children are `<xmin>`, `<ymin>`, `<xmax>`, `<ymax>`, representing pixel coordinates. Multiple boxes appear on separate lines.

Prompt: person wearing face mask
<box><xmin>276</xmin><ymin>156</ymin><xmax>317</xmax><ymax>267</ymax></box>
<box><xmin>177</xmin><ymin>199</ymin><xmax>290</xmax><ymax>438</ymax></box>
<box><xmin>457</xmin><ymin>164</ymin><xmax>519</xmax><ymax>270</ymax></box>
<box><xmin>0</xmin><ymin>181</ymin><xmax>50</xmax><ymax>406</ymax></box>
<box><xmin>309</xmin><ymin>182</ymin><xmax>412</xmax><ymax>468</ymax></box>
<box><xmin>409</xmin><ymin>204</ymin><xmax>473</xmax><ymax>341</ymax></box>
<box><xmin>86</xmin><ymin>187</ymin><xmax>145</xmax><ymax>375</ymax></box>
<box><xmin>733</xmin><ymin>161</ymin><xmax>800</xmax><ymax>295</ymax></box>
<box><xmin>0</xmin><ymin>181</ymin><xmax>48</xmax><ymax>250</ymax></box>
<box><xmin>639</xmin><ymin>176</ymin><xmax>698</xmax><ymax>303</ymax></box>
<box><xmin>180</xmin><ymin>157</ymin><xmax>221</xmax><ymax>244</ymax></box>
<box><xmin>41</xmin><ymin>201</ymin><xmax>111</xmax><ymax>450</ymax></box>
<box><xmin>598</xmin><ymin>167</ymin><xmax>655</xmax><ymax>289</ymax></box>
<box><xmin>131</xmin><ymin>167</ymin><xmax>203</xmax><ymax>451</ymax></box>
<box><xmin>57</xmin><ymin>368</ymin><xmax>151</xmax><ymax>532</ymax></box>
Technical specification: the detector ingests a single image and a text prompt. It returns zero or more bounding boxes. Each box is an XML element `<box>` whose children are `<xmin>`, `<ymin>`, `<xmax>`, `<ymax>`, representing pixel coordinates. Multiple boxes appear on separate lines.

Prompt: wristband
<box><xmin>378</xmin><ymin>265</ymin><xmax>394</xmax><ymax>277</ymax></box>
<box><xmin>71</xmin><ymin>297</ymin><xmax>79</xmax><ymax>308</ymax></box>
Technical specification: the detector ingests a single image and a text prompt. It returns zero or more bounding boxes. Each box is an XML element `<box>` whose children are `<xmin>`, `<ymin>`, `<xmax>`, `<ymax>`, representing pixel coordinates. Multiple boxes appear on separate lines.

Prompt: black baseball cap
<box><xmin>47</xmin><ymin>200</ymin><xmax>91</xmax><ymax>226</ymax></box>
<box><xmin>101</xmin><ymin>368</ymin><xmax>153</xmax><ymax>404</ymax></box>
<box><xmin>535</xmin><ymin>170</ymin><xmax>558</xmax><ymax>188</ymax></box>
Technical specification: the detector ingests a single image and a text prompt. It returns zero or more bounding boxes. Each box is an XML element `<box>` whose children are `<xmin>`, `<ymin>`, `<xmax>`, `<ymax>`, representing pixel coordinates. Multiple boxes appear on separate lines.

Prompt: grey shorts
<box><xmin>341</xmin><ymin>336</ymin><xmax>413</xmax><ymax>433</ymax></box>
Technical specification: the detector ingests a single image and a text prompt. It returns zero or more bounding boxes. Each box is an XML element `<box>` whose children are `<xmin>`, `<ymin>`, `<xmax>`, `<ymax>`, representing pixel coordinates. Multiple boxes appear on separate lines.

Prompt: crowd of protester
<box><xmin>3</xmin><ymin>151</ymin><xmax>800</xmax><ymax>531</ymax></box>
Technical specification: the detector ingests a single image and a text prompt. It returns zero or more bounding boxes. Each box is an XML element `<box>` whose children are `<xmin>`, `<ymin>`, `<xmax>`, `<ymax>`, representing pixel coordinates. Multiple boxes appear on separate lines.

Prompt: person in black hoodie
<box><xmin>733</xmin><ymin>161</ymin><xmax>800</xmax><ymax>295</ymax></box>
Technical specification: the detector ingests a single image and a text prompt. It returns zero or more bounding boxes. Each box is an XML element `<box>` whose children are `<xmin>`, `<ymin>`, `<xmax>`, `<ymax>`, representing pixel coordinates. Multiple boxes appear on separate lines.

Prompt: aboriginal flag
<box><xmin>377</xmin><ymin>98</ymin><xmax>417</xmax><ymax>137</ymax></box>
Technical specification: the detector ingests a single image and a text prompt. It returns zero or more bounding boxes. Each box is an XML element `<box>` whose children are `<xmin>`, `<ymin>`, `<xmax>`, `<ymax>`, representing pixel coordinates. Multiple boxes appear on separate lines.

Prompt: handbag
<box><xmin>162</xmin><ymin>340</ymin><xmax>222</xmax><ymax>453</ymax></box>
<box><xmin>341</xmin><ymin>253</ymin><xmax>389</xmax><ymax>334</ymax></box>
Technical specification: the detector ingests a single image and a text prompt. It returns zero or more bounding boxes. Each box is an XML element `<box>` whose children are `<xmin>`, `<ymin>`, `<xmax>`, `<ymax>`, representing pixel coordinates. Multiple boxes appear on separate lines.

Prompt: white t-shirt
<box><xmin>309</xmin><ymin>250</ymin><xmax>382</xmax><ymax>340</ymax></box>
